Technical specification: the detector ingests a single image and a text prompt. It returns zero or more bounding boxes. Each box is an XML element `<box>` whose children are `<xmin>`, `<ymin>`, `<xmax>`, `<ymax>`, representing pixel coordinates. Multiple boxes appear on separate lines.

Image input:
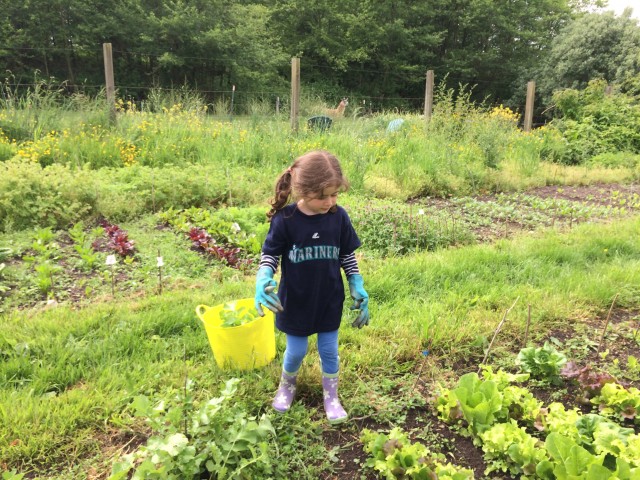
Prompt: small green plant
<box><xmin>159</xmin><ymin>206</ymin><xmax>268</xmax><ymax>256</ymax></box>
<box><xmin>543</xmin><ymin>431</ymin><xmax>639</xmax><ymax>479</ymax></box>
<box><xmin>27</xmin><ymin>227</ymin><xmax>57</xmax><ymax>260</ymax></box>
<box><xmin>360</xmin><ymin>427</ymin><xmax>473</xmax><ymax>479</ymax></box>
<box><xmin>0</xmin><ymin>247</ymin><xmax>12</xmax><ymax>262</ymax></box>
<box><xmin>34</xmin><ymin>261</ymin><xmax>60</xmax><ymax>296</ymax></box>
<box><xmin>516</xmin><ymin>342</ymin><xmax>567</xmax><ymax>384</ymax></box>
<box><xmin>220</xmin><ymin>303</ymin><xmax>259</xmax><ymax>327</ymax></box>
<box><xmin>68</xmin><ymin>221</ymin><xmax>99</xmax><ymax>270</ymax></box>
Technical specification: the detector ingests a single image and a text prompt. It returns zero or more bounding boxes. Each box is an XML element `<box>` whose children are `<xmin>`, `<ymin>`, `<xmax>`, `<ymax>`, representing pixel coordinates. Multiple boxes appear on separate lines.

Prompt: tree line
<box><xmin>1</xmin><ymin>0</ymin><xmax>639</xmax><ymax>111</ymax></box>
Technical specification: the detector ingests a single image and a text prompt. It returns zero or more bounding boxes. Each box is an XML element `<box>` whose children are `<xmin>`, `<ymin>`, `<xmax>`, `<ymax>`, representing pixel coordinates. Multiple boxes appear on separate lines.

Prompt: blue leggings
<box><xmin>283</xmin><ymin>329</ymin><xmax>339</xmax><ymax>375</ymax></box>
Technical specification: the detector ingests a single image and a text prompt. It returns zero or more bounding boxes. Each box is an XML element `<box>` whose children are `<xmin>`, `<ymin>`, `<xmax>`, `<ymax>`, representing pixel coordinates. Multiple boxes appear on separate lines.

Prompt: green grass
<box><xmin>2</xmin><ymin>216</ymin><xmax>640</xmax><ymax>476</ymax></box>
<box><xmin>1</xmin><ymin>92</ymin><xmax>640</xmax><ymax>477</ymax></box>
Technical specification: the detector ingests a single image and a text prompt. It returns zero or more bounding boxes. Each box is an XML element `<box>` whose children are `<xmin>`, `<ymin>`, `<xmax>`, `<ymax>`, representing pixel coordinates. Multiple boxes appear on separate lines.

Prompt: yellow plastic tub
<box><xmin>195</xmin><ymin>298</ymin><xmax>276</xmax><ymax>370</ymax></box>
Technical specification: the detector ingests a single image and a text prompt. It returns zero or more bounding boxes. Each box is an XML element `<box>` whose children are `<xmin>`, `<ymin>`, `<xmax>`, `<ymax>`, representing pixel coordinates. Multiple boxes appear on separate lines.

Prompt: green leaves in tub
<box><xmin>220</xmin><ymin>303</ymin><xmax>259</xmax><ymax>327</ymax></box>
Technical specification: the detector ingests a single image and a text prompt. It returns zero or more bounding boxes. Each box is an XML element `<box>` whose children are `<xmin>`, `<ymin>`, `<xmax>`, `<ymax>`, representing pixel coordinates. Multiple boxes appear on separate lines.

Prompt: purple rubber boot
<box><xmin>322</xmin><ymin>373</ymin><xmax>348</xmax><ymax>424</ymax></box>
<box><xmin>272</xmin><ymin>370</ymin><xmax>297</xmax><ymax>413</ymax></box>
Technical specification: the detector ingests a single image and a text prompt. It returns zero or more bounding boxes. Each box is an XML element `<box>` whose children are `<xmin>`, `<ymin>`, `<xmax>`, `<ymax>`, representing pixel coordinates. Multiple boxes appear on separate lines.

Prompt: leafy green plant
<box><xmin>548</xmin><ymin>80</ymin><xmax>640</xmax><ymax>164</ymax></box>
<box><xmin>110</xmin><ymin>378</ymin><xmax>276</xmax><ymax>479</ymax></box>
<box><xmin>436</xmin><ymin>372</ymin><xmax>503</xmax><ymax>439</ymax></box>
<box><xmin>500</xmin><ymin>384</ymin><xmax>544</xmax><ymax>426</ymax></box>
<box><xmin>479</xmin><ymin>419</ymin><xmax>549</xmax><ymax>477</ymax></box>
<box><xmin>34</xmin><ymin>261</ymin><xmax>60</xmax><ymax>296</ymax></box>
<box><xmin>535</xmin><ymin>402</ymin><xmax>581</xmax><ymax>442</ymax></box>
<box><xmin>360</xmin><ymin>427</ymin><xmax>473</xmax><ymax>479</ymax></box>
<box><xmin>516</xmin><ymin>342</ymin><xmax>567</xmax><ymax>384</ymax></box>
<box><xmin>591</xmin><ymin>383</ymin><xmax>640</xmax><ymax>425</ymax></box>
<box><xmin>220</xmin><ymin>303</ymin><xmax>259</xmax><ymax>327</ymax></box>
<box><xmin>587</xmin><ymin>417</ymin><xmax>640</xmax><ymax>466</ymax></box>
<box><xmin>68</xmin><ymin>221</ymin><xmax>99</xmax><ymax>270</ymax></box>
<box><xmin>0</xmin><ymin>159</ymin><xmax>96</xmax><ymax>232</ymax></box>
<box><xmin>543</xmin><ymin>432</ymin><xmax>637</xmax><ymax>479</ymax></box>
<box><xmin>1</xmin><ymin>471</ymin><xmax>25</xmax><ymax>480</ymax></box>
<box><xmin>30</xmin><ymin>227</ymin><xmax>56</xmax><ymax>258</ymax></box>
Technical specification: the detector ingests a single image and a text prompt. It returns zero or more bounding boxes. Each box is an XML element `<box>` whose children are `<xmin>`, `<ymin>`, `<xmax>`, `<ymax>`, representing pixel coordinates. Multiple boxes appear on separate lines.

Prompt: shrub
<box><xmin>548</xmin><ymin>80</ymin><xmax>640</xmax><ymax>164</ymax></box>
<box><xmin>0</xmin><ymin>159</ymin><xmax>96</xmax><ymax>232</ymax></box>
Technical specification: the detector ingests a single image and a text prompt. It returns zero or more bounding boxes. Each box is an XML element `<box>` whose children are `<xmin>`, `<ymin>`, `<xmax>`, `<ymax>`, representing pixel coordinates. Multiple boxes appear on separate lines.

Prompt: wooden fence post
<box><xmin>291</xmin><ymin>57</ymin><xmax>300</xmax><ymax>133</ymax></box>
<box><xmin>424</xmin><ymin>69</ymin><xmax>434</xmax><ymax>122</ymax></box>
<box><xmin>102</xmin><ymin>43</ymin><xmax>116</xmax><ymax>124</ymax></box>
<box><xmin>524</xmin><ymin>80</ymin><xmax>535</xmax><ymax>132</ymax></box>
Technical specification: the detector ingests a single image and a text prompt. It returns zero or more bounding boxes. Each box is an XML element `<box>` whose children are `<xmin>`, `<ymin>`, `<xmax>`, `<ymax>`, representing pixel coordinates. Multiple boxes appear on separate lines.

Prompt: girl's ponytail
<box><xmin>267</xmin><ymin>169</ymin><xmax>293</xmax><ymax>220</ymax></box>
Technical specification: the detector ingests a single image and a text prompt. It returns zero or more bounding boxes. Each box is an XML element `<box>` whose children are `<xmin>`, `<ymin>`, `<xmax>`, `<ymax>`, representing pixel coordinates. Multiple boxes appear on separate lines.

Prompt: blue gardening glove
<box><xmin>348</xmin><ymin>274</ymin><xmax>369</xmax><ymax>328</ymax></box>
<box><xmin>255</xmin><ymin>266</ymin><xmax>283</xmax><ymax>316</ymax></box>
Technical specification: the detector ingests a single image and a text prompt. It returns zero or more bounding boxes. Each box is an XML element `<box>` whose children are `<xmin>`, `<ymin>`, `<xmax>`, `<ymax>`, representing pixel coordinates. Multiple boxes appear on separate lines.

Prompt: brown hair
<box><xmin>267</xmin><ymin>150</ymin><xmax>349</xmax><ymax>220</ymax></box>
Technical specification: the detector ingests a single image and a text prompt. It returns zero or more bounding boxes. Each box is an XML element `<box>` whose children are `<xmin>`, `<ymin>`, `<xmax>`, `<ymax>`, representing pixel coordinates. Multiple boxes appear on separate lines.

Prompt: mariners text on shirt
<box><xmin>288</xmin><ymin>245</ymin><xmax>340</xmax><ymax>264</ymax></box>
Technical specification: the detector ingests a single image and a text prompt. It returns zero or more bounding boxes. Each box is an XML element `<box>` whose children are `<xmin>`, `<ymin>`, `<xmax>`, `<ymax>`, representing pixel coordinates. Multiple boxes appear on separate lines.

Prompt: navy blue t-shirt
<box><xmin>262</xmin><ymin>204</ymin><xmax>361</xmax><ymax>336</ymax></box>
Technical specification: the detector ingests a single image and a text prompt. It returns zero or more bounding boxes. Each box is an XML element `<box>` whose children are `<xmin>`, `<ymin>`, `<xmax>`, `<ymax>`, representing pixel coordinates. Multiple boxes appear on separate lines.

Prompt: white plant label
<box><xmin>106</xmin><ymin>254</ymin><xmax>117</xmax><ymax>266</ymax></box>
<box><xmin>157</xmin><ymin>257</ymin><xmax>164</xmax><ymax>267</ymax></box>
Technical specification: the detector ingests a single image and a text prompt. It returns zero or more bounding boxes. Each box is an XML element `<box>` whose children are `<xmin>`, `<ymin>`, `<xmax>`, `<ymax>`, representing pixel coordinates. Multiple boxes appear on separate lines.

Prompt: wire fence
<box><xmin>1</xmin><ymin>43</ymin><xmax>535</xmax><ymax>116</ymax></box>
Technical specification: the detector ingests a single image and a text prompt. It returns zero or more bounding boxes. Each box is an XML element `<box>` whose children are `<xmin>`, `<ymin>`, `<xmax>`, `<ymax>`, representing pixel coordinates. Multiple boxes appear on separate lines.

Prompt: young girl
<box><xmin>254</xmin><ymin>150</ymin><xmax>369</xmax><ymax>424</ymax></box>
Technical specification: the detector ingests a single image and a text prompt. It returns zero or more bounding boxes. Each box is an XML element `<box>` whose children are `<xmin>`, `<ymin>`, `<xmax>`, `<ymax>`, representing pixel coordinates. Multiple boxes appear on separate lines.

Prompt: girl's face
<box><xmin>299</xmin><ymin>186</ymin><xmax>340</xmax><ymax>215</ymax></box>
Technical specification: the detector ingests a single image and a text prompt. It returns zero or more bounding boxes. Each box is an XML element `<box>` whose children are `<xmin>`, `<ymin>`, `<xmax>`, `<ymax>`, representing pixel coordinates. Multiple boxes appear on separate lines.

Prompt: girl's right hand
<box><xmin>255</xmin><ymin>267</ymin><xmax>283</xmax><ymax>316</ymax></box>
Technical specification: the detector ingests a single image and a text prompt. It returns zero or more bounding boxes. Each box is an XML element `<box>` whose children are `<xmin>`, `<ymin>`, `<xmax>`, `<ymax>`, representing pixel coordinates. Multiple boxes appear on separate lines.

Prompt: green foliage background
<box><xmin>1</xmin><ymin>0</ymin><xmax>638</xmax><ymax>111</ymax></box>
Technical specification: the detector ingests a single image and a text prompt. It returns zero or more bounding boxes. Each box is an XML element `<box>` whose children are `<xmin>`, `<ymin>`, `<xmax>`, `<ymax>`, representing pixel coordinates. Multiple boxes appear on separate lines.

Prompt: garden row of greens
<box><xmin>94</xmin><ymin>342</ymin><xmax>640</xmax><ymax>479</ymax></box>
<box><xmin>2</xmin><ymin>80</ymin><xmax>640</xmax><ymax>233</ymax></box>
<box><xmin>4</xmin><ymin>188</ymin><xmax>640</xmax><ymax>312</ymax></box>
<box><xmin>436</xmin><ymin>341</ymin><xmax>640</xmax><ymax>479</ymax></box>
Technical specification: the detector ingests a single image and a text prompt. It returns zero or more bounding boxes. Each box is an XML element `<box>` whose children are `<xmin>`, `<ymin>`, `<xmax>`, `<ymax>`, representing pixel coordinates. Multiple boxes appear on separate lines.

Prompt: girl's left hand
<box><xmin>348</xmin><ymin>274</ymin><xmax>369</xmax><ymax>328</ymax></box>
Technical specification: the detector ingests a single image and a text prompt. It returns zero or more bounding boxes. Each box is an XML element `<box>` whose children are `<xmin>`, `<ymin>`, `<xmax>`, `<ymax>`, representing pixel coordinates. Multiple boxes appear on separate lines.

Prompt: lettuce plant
<box><xmin>592</xmin><ymin>383</ymin><xmax>640</xmax><ymax>425</ymax></box>
<box><xmin>516</xmin><ymin>342</ymin><xmax>567</xmax><ymax>384</ymax></box>
<box><xmin>98</xmin><ymin>219</ymin><xmax>135</xmax><ymax>257</ymax></box>
<box><xmin>188</xmin><ymin>227</ymin><xmax>245</xmax><ymax>268</ymax></box>
<box><xmin>501</xmin><ymin>385</ymin><xmax>544</xmax><ymax>425</ymax></box>
<box><xmin>159</xmin><ymin>206</ymin><xmax>268</xmax><ymax>254</ymax></box>
<box><xmin>544</xmin><ymin>432</ymin><xmax>608</xmax><ymax>479</ymax></box>
<box><xmin>591</xmin><ymin>420</ymin><xmax>639</xmax><ymax>466</ymax></box>
<box><xmin>544</xmin><ymin>432</ymin><xmax>639</xmax><ymax>479</ymax></box>
<box><xmin>480</xmin><ymin>365</ymin><xmax>530</xmax><ymax>388</ymax></box>
<box><xmin>479</xmin><ymin>419</ymin><xmax>549</xmax><ymax>478</ymax></box>
<box><xmin>535</xmin><ymin>402</ymin><xmax>581</xmax><ymax>441</ymax></box>
<box><xmin>561</xmin><ymin>362</ymin><xmax>616</xmax><ymax>403</ymax></box>
<box><xmin>360</xmin><ymin>427</ymin><xmax>473</xmax><ymax>479</ymax></box>
<box><xmin>436</xmin><ymin>372</ymin><xmax>503</xmax><ymax>440</ymax></box>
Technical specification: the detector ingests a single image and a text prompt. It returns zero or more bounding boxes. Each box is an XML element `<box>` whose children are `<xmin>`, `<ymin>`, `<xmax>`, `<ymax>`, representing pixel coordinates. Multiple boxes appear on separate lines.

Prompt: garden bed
<box><xmin>317</xmin><ymin>304</ymin><xmax>640</xmax><ymax>479</ymax></box>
